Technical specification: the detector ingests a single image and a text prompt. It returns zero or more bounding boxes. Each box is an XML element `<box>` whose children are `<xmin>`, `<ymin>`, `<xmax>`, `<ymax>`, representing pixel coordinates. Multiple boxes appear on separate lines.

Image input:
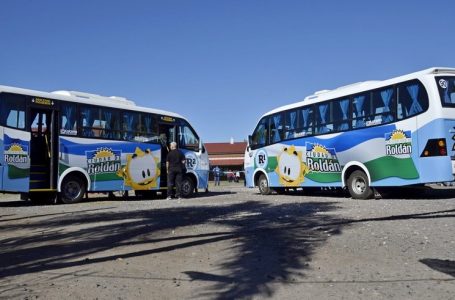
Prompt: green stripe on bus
<box><xmin>365</xmin><ymin>156</ymin><xmax>419</xmax><ymax>181</ymax></box>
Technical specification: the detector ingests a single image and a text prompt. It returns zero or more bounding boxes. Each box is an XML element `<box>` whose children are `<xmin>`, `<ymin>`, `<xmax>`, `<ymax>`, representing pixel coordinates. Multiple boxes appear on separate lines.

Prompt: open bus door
<box><xmin>158</xmin><ymin>122</ymin><xmax>176</xmax><ymax>188</ymax></box>
<box><xmin>28</xmin><ymin>102</ymin><xmax>59</xmax><ymax>199</ymax></box>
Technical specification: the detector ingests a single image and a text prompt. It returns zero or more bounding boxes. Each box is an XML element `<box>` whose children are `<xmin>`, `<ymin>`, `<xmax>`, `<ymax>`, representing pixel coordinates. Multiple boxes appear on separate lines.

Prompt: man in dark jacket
<box><xmin>166</xmin><ymin>142</ymin><xmax>186</xmax><ymax>200</ymax></box>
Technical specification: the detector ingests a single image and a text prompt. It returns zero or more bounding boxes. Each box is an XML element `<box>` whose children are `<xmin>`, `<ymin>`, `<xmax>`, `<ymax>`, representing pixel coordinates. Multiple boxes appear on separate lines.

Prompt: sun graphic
<box><xmin>117</xmin><ymin>147</ymin><xmax>160</xmax><ymax>190</ymax></box>
<box><xmin>275</xmin><ymin>145</ymin><xmax>310</xmax><ymax>187</ymax></box>
<box><xmin>94</xmin><ymin>148</ymin><xmax>115</xmax><ymax>158</ymax></box>
<box><xmin>8</xmin><ymin>144</ymin><xmax>23</xmax><ymax>152</ymax></box>
<box><xmin>390</xmin><ymin>130</ymin><xmax>406</xmax><ymax>140</ymax></box>
<box><xmin>312</xmin><ymin>144</ymin><xmax>329</xmax><ymax>154</ymax></box>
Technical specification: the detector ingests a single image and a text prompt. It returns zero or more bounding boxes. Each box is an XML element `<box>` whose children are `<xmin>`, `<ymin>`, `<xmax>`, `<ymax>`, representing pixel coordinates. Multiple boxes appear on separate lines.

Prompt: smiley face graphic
<box><xmin>275</xmin><ymin>145</ymin><xmax>309</xmax><ymax>186</ymax></box>
<box><xmin>117</xmin><ymin>147</ymin><xmax>160</xmax><ymax>190</ymax></box>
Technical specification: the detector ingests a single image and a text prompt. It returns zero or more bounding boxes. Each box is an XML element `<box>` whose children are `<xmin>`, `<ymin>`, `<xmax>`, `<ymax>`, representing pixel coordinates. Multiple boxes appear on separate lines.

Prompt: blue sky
<box><xmin>1</xmin><ymin>0</ymin><xmax>454</xmax><ymax>142</ymax></box>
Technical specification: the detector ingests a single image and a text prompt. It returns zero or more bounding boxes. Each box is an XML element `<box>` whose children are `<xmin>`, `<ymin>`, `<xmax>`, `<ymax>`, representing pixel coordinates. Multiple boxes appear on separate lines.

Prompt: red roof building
<box><xmin>205</xmin><ymin>141</ymin><xmax>247</xmax><ymax>170</ymax></box>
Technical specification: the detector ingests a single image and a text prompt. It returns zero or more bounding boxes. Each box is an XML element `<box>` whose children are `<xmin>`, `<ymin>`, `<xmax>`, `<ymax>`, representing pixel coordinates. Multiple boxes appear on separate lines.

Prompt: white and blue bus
<box><xmin>244</xmin><ymin>67</ymin><xmax>455</xmax><ymax>199</ymax></box>
<box><xmin>0</xmin><ymin>86</ymin><xmax>209</xmax><ymax>203</ymax></box>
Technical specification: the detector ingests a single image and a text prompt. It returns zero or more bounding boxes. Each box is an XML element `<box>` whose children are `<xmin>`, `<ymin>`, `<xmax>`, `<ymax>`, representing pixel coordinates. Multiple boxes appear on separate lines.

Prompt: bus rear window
<box><xmin>436</xmin><ymin>76</ymin><xmax>455</xmax><ymax>106</ymax></box>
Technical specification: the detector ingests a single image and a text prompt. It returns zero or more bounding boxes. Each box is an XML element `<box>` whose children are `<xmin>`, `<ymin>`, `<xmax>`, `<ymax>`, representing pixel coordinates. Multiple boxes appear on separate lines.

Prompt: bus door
<box><xmin>29</xmin><ymin>106</ymin><xmax>59</xmax><ymax>191</ymax></box>
<box><xmin>158</xmin><ymin>122</ymin><xmax>176</xmax><ymax>188</ymax></box>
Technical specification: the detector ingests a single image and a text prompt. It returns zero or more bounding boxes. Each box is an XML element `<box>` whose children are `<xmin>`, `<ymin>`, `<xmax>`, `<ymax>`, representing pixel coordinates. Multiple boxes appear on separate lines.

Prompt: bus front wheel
<box><xmin>60</xmin><ymin>175</ymin><xmax>86</xmax><ymax>204</ymax></box>
<box><xmin>347</xmin><ymin>170</ymin><xmax>373</xmax><ymax>200</ymax></box>
<box><xmin>181</xmin><ymin>176</ymin><xmax>195</xmax><ymax>198</ymax></box>
<box><xmin>258</xmin><ymin>174</ymin><xmax>271</xmax><ymax>195</ymax></box>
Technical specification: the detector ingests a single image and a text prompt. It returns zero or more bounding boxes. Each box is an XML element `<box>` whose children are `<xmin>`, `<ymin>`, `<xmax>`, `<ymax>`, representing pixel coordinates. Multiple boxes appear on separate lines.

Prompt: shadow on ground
<box><xmin>0</xmin><ymin>200</ymin><xmax>343</xmax><ymax>299</ymax></box>
<box><xmin>420</xmin><ymin>259</ymin><xmax>455</xmax><ymax>277</ymax></box>
<box><xmin>1</xmin><ymin>194</ymin><xmax>454</xmax><ymax>299</ymax></box>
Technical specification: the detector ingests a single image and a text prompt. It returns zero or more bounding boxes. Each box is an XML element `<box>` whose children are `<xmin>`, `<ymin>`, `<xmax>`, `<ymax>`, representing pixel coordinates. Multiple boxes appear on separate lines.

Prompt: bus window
<box><xmin>352</xmin><ymin>93</ymin><xmax>369</xmax><ymax>129</ymax></box>
<box><xmin>398</xmin><ymin>81</ymin><xmax>428</xmax><ymax>119</ymax></box>
<box><xmin>284</xmin><ymin>110</ymin><xmax>298</xmax><ymax>139</ymax></box>
<box><xmin>0</xmin><ymin>93</ymin><xmax>26</xmax><ymax>129</ymax></box>
<box><xmin>80</xmin><ymin>106</ymin><xmax>100</xmax><ymax>137</ymax></box>
<box><xmin>371</xmin><ymin>87</ymin><xmax>395</xmax><ymax>125</ymax></box>
<box><xmin>178</xmin><ymin>122</ymin><xmax>199</xmax><ymax>151</ymax></box>
<box><xmin>31</xmin><ymin>112</ymin><xmax>47</xmax><ymax>135</ymax></box>
<box><xmin>436</xmin><ymin>76</ymin><xmax>455</xmax><ymax>106</ymax></box>
<box><xmin>333</xmin><ymin>98</ymin><xmax>350</xmax><ymax>132</ymax></box>
<box><xmin>140</xmin><ymin>114</ymin><xmax>159</xmax><ymax>143</ymax></box>
<box><xmin>315</xmin><ymin>102</ymin><xmax>332</xmax><ymax>134</ymax></box>
<box><xmin>99</xmin><ymin>108</ymin><xmax>120</xmax><ymax>139</ymax></box>
<box><xmin>122</xmin><ymin>111</ymin><xmax>140</xmax><ymax>141</ymax></box>
<box><xmin>60</xmin><ymin>103</ymin><xmax>78</xmax><ymax>135</ymax></box>
<box><xmin>251</xmin><ymin>117</ymin><xmax>268</xmax><ymax>148</ymax></box>
<box><xmin>269</xmin><ymin>113</ymin><xmax>283</xmax><ymax>143</ymax></box>
<box><xmin>297</xmin><ymin>106</ymin><xmax>313</xmax><ymax>136</ymax></box>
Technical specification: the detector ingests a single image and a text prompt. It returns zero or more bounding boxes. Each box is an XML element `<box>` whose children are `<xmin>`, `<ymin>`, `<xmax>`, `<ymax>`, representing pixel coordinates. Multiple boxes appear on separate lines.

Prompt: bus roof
<box><xmin>0</xmin><ymin>84</ymin><xmax>184</xmax><ymax>119</ymax></box>
<box><xmin>264</xmin><ymin>67</ymin><xmax>455</xmax><ymax>117</ymax></box>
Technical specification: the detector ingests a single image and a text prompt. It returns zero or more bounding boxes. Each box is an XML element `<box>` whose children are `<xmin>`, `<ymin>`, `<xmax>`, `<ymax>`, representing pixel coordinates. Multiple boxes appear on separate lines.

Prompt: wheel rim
<box><xmin>259</xmin><ymin>177</ymin><xmax>268</xmax><ymax>192</ymax></box>
<box><xmin>352</xmin><ymin>176</ymin><xmax>366</xmax><ymax>195</ymax></box>
<box><xmin>181</xmin><ymin>179</ymin><xmax>192</xmax><ymax>195</ymax></box>
<box><xmin>64</xmin><ymin>180</ymin><xmax>82</xmax><ymax>200</ymax></box>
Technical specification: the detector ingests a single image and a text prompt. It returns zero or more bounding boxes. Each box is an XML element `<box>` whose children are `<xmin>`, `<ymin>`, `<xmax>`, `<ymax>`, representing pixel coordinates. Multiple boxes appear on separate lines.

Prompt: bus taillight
<box><xmin>421</xmin><ymin>138</ymin><xmax>447</xmax><ymax>157</ymax></box>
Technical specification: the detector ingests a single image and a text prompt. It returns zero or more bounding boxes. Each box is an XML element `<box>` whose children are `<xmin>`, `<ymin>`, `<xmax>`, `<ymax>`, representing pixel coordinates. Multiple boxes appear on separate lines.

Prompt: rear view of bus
<box><xmin>431</xmin><ymin>71</ymin><xmax>455</xmax><ymax>180</ymax></box>
<box><xmin>244</xmin><ymin>67</ymin><xmax>455</xmax><ymax>198</ymax></box>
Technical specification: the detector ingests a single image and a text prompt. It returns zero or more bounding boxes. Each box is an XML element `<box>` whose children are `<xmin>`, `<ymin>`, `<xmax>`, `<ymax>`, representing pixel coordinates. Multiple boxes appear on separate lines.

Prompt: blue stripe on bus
<box><xmin>60</xmin><ymin>138</ymin><xmax>160</xmax><ymax>155</ymax></box>
<box><xmin>281</xmin><ymin>124</ymin><xmax>396</xmax><ymax>152</ymax></box>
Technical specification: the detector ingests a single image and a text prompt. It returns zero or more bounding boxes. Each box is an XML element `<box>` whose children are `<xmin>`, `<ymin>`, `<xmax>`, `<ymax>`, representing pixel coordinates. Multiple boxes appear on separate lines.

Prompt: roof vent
<box><xmin>51</xmin><ymin>90</ymin><xmax>136</xmax><ymax>106</ymax></box>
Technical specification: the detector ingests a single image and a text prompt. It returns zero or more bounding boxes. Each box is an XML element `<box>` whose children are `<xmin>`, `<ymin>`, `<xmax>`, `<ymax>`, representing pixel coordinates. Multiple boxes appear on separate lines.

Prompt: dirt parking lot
<box><xmin>0</xmin><ymin>184</ymin><xmax>454</xmax><ymax>300</ymax></box>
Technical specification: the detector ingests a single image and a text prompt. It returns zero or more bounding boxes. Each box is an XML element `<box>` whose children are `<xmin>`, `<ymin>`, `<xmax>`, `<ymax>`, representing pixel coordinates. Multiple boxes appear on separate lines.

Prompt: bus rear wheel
<box><xmin>60</xmin><ymin>175</ymin><xmax>86</xmax><ymax>204</ymax></box>
<box><xmin>181</xmin><ymin>176</ymin><xmax>195</xmax><ymax>198</ymax></box>
<box><xmin>258</xmin><ymin>174</ymin><xmax>271</xmax><ymax>195</ymax></box>
<box><xmin>347</xmin><ymin>170</ymin><xmax>373</xmax><ymax>199</ymax></box>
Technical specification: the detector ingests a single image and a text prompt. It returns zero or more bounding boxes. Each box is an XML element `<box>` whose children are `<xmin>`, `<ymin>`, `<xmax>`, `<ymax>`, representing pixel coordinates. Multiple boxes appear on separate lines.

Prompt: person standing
<box><xmin>166</xmin><ymin>142</ymin><xmax>186</xmax><ymax>200</ymax></box>
<box><xmin>212</xmin><ymin>166</ymin><xmax>221</xmax><ymax>186</ymax></box>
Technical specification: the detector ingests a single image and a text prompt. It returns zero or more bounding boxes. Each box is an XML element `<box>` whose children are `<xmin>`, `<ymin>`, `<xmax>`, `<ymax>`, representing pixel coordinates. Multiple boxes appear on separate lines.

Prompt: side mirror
<box><xmin>199</xmin><ymin>140</ymin><xmax>205</xmax><ymax>153</ymax></box>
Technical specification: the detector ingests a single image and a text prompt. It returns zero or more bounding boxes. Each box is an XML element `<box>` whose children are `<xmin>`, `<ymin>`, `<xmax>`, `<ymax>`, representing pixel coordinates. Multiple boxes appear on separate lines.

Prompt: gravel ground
<box><xmin>0</xmin><ymin>184</ymin><xmax>454</xmax><ymax>300</ymax></box>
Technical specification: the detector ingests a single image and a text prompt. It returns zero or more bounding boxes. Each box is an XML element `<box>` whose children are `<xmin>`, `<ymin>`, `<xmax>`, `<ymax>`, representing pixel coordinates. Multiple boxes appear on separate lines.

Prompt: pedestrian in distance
<box><xmin>212</xmin><ymin>166</ymin><xmax>221</xmax><ymax>186</ymax></box>
<box><xmin>166</xmin><ymin>142</ymin><xmax>186</xmax><ymax>200</ymax></box>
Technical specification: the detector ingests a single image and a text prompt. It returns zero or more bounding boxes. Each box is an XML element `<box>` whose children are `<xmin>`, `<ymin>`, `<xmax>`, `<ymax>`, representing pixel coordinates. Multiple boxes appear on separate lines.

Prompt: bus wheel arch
<box><xmin>343</xmin><ymin>163</ymin><xmax>373</xmax><ymax>199</ymax></box>
<box><xmin>58</xmin><ymin>168</ymin><xmax>90</xmax><ymax>204</ymax></box>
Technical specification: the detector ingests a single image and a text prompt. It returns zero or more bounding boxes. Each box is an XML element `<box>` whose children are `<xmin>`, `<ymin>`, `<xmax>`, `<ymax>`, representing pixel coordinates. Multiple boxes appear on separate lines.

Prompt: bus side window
<box><xmin>284</xmin><ymin>110</ymin><xmax>298</xmax><ymax>139</ymax></box>
<box><xmin>0</xmin><ymin>93</ymin><xmax>26</xmax><ymax>129</ymax></box>
<box><xmin>98</xmin><ymin>108</ymin><xmax>120</xmax><ymax>140</ymax></box>
<box><xmin>122</xmin><ymin>111</ymin><xmax>139</xmax><ymax>141</ymax></box>
<box><xmin>269</xmin><ymin>113</ymin><xmax>283</xmax><ymax>143</ymax></box>
<box><xmin>316</xmin><ymin>103</ymin><xmax>332</xmax><ymax>134</ymax></box>
<box><xmin>141</xmin><ymin>114</ymin><xmax>159</xmax><ymax>143</ymax></box>
<box><xmin>333</xmin><ymin>98</ymin><xmax>350</xmax><ymax>132</ymax></box>
<box><xmin>352</xmin><ymin>93</ymin><xmax>370</xmax><ymax>129</ymax></box>
<box><xmin>60</xmin><ymin>103</ymin><xmax>78</xmax><ymax>135</ymax></box>
<box><xmin>397</xmin><ymin>81</ymin><xmax>428</xmax><ymax>119</ymax></box>
<box><xmin>299</xmin><ymin>107</ymin><xmax>313</xmax><ymax>136</ymax></box>
<box><xmin>80</xmin><ymin>106</ymin><xmax>100</xmax><ymax>138</ymax></box>
<box><xmin>252</xmin><ymin>117</ymin><xmax>268</xmax><ymax>148</ymax></box>
<box><xmin>178</xmin><ymin>122</ymin><xmax>199</xmax><ymax>151</ymax></box>
<box><xmin>372</xmin><ymin>87</ymin><xmax>395</xmax><ymax>124</ymax></box>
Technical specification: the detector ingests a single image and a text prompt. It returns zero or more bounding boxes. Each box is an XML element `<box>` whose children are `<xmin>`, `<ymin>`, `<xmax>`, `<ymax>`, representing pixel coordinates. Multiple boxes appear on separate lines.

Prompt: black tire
<box><xmin>181</xmin><ymin>176</ymin><xmax>195</xmax><ymax>198</ymax></box>
<box><xmin>347</xmin><ymin>170</ymin><xmax>373</xmax><ymax>199</ymax></box>
<box><xmin>60</xmin><ymin>175</ymin><xmax>86</xmax><ymax>204</ymax></box>
<box><xmin>258</xmin><ymin>174</ymin><xmax>271</xmax><ymax>195</ymax></box>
